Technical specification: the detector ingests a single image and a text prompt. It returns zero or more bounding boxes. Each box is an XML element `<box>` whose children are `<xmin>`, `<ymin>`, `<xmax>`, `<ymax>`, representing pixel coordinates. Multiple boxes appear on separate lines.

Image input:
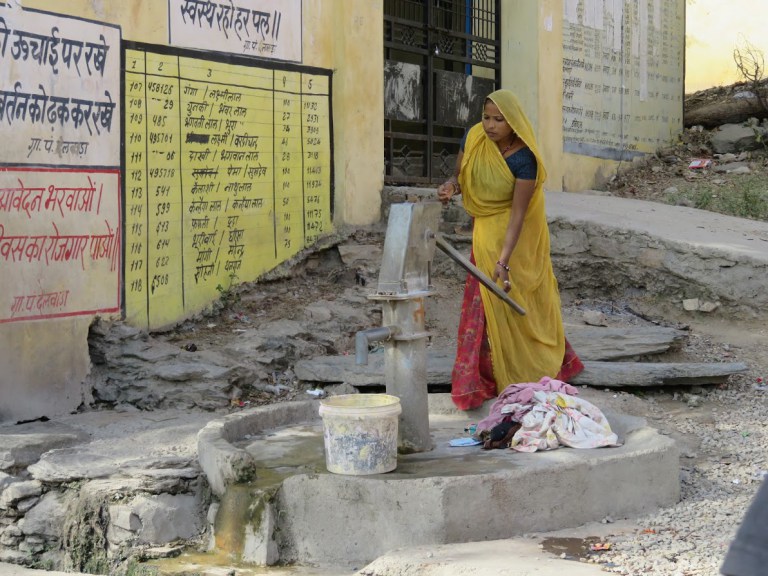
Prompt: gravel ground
<box><xmin>572</xmin><ymin>325</ymin><xmax>768</xmax><ymax>576</ymax></box>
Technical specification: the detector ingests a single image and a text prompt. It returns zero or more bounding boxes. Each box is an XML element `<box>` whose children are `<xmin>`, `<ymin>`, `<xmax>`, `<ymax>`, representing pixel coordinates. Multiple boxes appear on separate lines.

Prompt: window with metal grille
<box><xmin>384</xmin><ymin>0</ymin><xmax>501</xmax><ymax>184</ymax></box>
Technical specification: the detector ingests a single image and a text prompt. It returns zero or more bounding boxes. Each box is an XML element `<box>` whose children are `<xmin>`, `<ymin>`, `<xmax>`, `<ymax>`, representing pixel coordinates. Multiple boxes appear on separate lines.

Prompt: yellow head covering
<box><xmin>456</xmin><ymin>89</ymin><xmax>565</xmax><ymax>392</ymax></box>
<box><xmin>485</xmin><ymin>89</ymin><xmax>547</xmax><ymax>191</ymax></box>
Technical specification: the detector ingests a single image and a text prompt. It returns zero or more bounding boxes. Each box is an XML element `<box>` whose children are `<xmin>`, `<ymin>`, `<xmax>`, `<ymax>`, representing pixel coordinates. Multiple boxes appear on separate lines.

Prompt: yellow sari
<box><xmin>458</xmin><ymin>90</ymin><xmax>565</xmax><ymax>392</ymax></box>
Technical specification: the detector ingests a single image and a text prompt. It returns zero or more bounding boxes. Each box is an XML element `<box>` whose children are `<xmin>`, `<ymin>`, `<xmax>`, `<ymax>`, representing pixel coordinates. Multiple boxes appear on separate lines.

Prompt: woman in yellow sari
<box><xmin>438</xmin><ymin>89</ymin><xmax>583</xmax><ymax>410</ymax></box>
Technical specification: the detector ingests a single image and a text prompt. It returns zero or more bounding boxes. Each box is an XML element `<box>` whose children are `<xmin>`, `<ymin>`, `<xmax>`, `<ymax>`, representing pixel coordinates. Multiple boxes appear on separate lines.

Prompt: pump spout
<box><xmin>355</xmin><ymin>326</ymin><xmax>399</xmax><ymax>365</ymax></box>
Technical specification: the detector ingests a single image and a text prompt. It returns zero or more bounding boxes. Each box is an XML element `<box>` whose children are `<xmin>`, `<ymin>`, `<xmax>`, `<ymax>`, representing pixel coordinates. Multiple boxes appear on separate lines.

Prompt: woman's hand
<box><xmin>492</xmin><ymin>261</ymin><xmax>512</xmax><ymax>292</ymax></box>
<box><xmin>437</xmin><ymin>180</ymin><xmax>458</xmax><ymax>205</ymax></box>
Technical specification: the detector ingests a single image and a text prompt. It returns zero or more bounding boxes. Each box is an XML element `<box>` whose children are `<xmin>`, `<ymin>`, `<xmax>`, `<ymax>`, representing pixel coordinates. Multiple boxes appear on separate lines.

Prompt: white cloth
<box><xmin>510</xmin><ymin>391</ymin><xmax>620</xmax><ymax>453</ymax></box>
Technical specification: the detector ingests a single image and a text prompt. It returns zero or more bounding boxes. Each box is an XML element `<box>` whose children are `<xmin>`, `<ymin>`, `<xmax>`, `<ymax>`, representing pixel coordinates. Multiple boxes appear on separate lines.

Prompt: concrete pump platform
<box><xmin>197</xmin><ymin>393</ymin><xmax>679</xmax><ymax>567</ymax></box>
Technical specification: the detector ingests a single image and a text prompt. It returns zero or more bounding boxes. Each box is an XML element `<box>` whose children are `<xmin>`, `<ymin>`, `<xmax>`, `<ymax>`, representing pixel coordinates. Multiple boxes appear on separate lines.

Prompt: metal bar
<box><xmin>495</xmin><ymin>0</ymin><xmax>501</xmax><ymax>87</ymax></box>
<box><xmin>433</xmin><ymin>233</ymin><xmax>526</xmax><ymax>315</ymax></box>
<box><xmin>425</xmin><ymin>1</ymin><xmax>434</xmax><ymax>181</ymax></box>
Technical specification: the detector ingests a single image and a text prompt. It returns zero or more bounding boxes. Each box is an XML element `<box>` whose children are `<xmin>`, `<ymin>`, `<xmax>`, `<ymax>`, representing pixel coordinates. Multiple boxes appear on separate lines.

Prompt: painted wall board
<box><xmin>0</xmin><ymin>3</ymin><xmax>121</xmax><ymax>167</ymax></box>
<box><xmin>0</xmin><ymin>5</ymin><xmax>121</xmax><ymax>323</ymax></box>
<box><xmin>0</xmin><ymin>3</ymin><xmax>122</xmax><ymax>424</ymax></box>
<box><xmin>0</xmin><ymin>167</ymin><xmax>121</xmax><ymax>323</ymax></box>
<box><xmin>169</xmin><ymin>0</ymin><xmax>302</xmax><ymax>62</ymax></box>
<box><xmin>124</xmin><ymin>45</ymin><xmax>332</xmax><ymax>330</ymax></box>
<box><xmin>561</xmin><ymin>0</ymin><xmax>684</xmax><ymax>161</ymax></box>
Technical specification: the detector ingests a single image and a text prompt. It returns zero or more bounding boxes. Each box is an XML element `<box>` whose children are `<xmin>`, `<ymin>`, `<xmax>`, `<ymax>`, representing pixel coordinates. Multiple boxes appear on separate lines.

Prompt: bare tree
<box><xmin>733</xmin><ymin>39</ymin><xmax>768</xmax><ymax>113</ymax></box>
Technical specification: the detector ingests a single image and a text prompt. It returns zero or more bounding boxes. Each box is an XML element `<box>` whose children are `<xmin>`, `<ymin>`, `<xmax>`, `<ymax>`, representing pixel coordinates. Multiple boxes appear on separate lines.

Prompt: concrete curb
<box><xmin>197</xmin><ymin>400</ymin><xmax>320</xmax><ymax>497</ymax></box>
<box><xmin>548</xmin><ymin>191</ymin><xmax>768</xmax><ymax>314</ymax></box>
<box><xmin>276</xmin><ymin>427</ymin><xmax>679</xmax><ymax>566</ymax></box>
<box><xmin>197</xmin><ymin>397</ymin><xmax>679</xmax><ymax>567</ymax></box>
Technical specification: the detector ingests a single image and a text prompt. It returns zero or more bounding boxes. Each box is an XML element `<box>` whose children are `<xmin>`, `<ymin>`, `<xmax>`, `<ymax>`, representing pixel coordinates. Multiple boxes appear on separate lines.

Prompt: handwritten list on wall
<box><xmin>0</xmin><ymin>6</ymin><xmax>121</xmax><ymax>324</ymax></box>
<box><xmin>562</xmin><ymin>0</ymin><xmax>684</xmax><ymax>160</ymax></box>
<box><xmin>124</xmin><ymin>46</ymin><xmax>332</xmax><ymax>330</ymax></box>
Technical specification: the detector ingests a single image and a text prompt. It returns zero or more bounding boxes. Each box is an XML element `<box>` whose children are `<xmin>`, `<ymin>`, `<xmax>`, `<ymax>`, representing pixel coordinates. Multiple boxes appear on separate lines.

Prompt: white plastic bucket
<box><xmin>318</xmin><ymin>394</ymin><xmax>402</xmax><ymax>475</ymax></box>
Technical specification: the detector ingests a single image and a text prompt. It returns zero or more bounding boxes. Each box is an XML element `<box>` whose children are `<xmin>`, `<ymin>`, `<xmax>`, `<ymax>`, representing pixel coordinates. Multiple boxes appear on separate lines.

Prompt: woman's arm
<box><xmin>437</xmin><ymin>149</ymin><xmax>464</xmax><ymax>205</ymax></box>
<box><xmin>493</xmin><ymin>177</ymin><xmax>535</xmax><ymax>291</ymax></box>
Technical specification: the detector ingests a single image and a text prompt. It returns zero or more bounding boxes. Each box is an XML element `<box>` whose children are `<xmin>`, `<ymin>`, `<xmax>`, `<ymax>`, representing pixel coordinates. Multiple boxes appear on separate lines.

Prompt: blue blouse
<box><xmin>460</xmin><ymin>133</ymin><xmax>538</xmax><ymax>180</ymax></box>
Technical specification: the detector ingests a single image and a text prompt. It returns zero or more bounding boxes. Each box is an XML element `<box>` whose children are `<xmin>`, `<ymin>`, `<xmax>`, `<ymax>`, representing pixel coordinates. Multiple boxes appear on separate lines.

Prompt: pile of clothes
<box><xmin>476</xmin><ymin>376</ymin><xmax>620</xmax><ymax>452</ymax></box>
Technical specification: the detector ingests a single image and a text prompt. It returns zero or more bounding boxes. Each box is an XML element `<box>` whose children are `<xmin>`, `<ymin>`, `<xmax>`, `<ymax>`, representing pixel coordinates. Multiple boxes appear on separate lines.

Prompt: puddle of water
<box><xmin>146</xmin><ymin>549</ymin><xmax>347</xmax><ymax>575</ymax></box>
<box><xmin>540</xmin><ymin>536</ymin><xmax>602</xmax><ymax>561</ymax></box>
<box><xmin>235</xmin><ymin>421</ymin><xmax>526</xmax><ymax>480</ymax></box>
<box><xmin>239</xmin><ymin>425</ymin><xmax>326</xmax><ymax>473</ymax></box>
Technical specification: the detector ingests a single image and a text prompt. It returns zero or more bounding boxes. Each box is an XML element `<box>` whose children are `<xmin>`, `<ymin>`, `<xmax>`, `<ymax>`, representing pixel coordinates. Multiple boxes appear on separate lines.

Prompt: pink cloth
<box><xmin>476</xmin><ymin>376</ymin><xmax>579</xmax><ymax>433</ymax></box>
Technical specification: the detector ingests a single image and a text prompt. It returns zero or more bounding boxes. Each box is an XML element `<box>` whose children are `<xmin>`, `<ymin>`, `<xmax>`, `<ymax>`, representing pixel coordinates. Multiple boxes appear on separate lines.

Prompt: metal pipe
<box><xmin>355</xmin><ymin>326</ymin><xmax>399</xmax><ymax>365</ymax></box>
<box><xmin>432</xmin><ymin>233</ymin><xmax>526</xmax><ymax>315</ymax></box>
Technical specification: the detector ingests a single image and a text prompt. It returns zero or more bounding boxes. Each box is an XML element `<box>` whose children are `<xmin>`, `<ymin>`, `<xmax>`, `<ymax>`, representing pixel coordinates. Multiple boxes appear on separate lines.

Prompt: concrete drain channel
<box><xmin>194</xmin><ymin>397</ymin><xmax>679</xmax><ymax>568</ymax></box>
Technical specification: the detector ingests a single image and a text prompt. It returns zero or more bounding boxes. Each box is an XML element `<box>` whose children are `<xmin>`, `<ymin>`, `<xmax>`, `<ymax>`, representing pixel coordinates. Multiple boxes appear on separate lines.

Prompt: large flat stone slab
<box><xmin>294</xmin><ymin>326</ymin><xmax>687</xmax><ymax>385</ymax></box>
<box><xmin>565</xmin><ymin>325</ymin><xmax>686</xmax><ymax>360</ymax></box>
<box><xmin>294</xmin><ymin>349</ymin><xmax>455</xmax><ymax>386</ymax></box>
<box><xmin>0</xmin><ymin>427</ymin><xmax>87</xmax><ymax>471</ymax></box>
<box><xmin>294</xmin><ymin>325</ymin><xmax>742</xmax><ymax>389</ymax></box>
<box><xmin>572</xmin><ymin>361</ymin><xmax>748</xmax><ymax>387</ymax></box>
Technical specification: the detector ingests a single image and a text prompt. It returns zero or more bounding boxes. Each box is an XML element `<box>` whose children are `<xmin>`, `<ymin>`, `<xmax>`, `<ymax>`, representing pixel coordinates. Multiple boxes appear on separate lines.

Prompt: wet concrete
<box><xmin>198</xmin><ymin>398</ymin><xmax>679</xmax><ymax>567</ymax></box>
<box><xmin>230</xmin><ymin>411</ymin><xmax>651</xmax><ymax>480</ymax></box>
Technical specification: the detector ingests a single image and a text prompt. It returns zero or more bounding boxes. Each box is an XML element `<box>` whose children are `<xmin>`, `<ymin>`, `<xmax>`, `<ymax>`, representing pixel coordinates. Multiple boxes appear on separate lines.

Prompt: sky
<box><xmin>686</xmin><ymin>0</ymin><xmax>768</xmax><ymax>92</ymax></box>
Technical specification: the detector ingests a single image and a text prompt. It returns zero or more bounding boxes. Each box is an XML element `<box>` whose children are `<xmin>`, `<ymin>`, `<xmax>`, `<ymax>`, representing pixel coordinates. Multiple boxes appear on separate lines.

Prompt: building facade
<box><xmin>0</xmin><ymin>0</ymin><xmax>683</xmax><ymax>423</ymax></box>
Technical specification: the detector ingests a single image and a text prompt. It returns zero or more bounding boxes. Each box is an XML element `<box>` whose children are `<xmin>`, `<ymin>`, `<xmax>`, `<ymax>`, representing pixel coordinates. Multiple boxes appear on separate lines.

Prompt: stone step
<box><xmin>565</xmin><ymin>325</ymin><xmax>687</xmax><ymax>360</ymax></box>
<box><xmin>572</xmin><ymin>360</ymin><xmax>748</xmax><ymax>388</ymax></box>
<box><xmin>294</xmin><ymin>326</ymin><xmax>713</xmax><ymax>388</ymax></box>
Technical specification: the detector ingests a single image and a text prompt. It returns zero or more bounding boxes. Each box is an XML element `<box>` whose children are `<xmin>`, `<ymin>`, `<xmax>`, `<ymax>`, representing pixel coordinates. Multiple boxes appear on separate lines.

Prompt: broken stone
<box><xmin>582</xmin><ymin>310</ymin><xmax>608</xmax><ymax>327</ymax></box>
<box><xmin>15</xmin><ymin>497</ymin><xmax>39</xmax><ymax>514</ymax></box>
<box><xmin>141</xmin><ymin>545</ymin><xmax>184</xmax><ymax>560</ymax></box>
<box><xmin>0</xmin><ymin>549</ymin><xmax>29</xmax><ymax>563</ymax></box>
<box><xmin>0</xmin><ymin>523</ymin><xmax>22</xmax><ymax>546</ymax></box>
<box><xmin>683</xmin><ymin>298</ymin><xmax>700</xmax><ymax>311</ymax></box>
<box><xmin>107</xmin><ymin>504</ymin><xmax>142</xmax><ymax>545</ymax></box>
<box><xmin>0</xmin><ymin>472</ymin><xmax>16</xmax><ymax>491</ymax></box>
<box><xmin>131</xmin><ymin>494</ymin><xmax>203</xmax><ymax>545</ymax></box>
<box><xmin>326</xmin><ymin>382</ymin><xmax>359</xmax><ymax>396</ymax></box>
<box><xmin>713</xmin><ymin>162</ymin><xmax>750</xmax><ymax>173</ymax></box>
<box><xmin>338</xmin><ymin>244</ymin><xmax>383</xmax><ymax>267</ymax></box>
<box><xmin>0</xmin><ymin>431</ymin><xmax>86</xmax><ymax>471</ymax></box>
<box><xmin>18</xmin><ymin>538</ymin><xmax>45</xmax><ymax>554</ymax></box>
<box><xmin>304</xmin><ymin>304</ymin><xmax>332</xmax><ymax>322</ymax></box>
<box><xmin>19</xmin><ymin>492</ymin><xmax>67</xmax><ymax>537</ymax></box>
<box><xmin>0</xmin><ymin>480</ymin><xmax>42</xmax><ymax>509</ymax></box>
<box><xmin>699</xmin><ymin>301</ymin><xmax>721</xmax><ymax>313</ymax></box>
<box><xmin>685</xmin><ymin>394</ymin><xmax>702</xmax><ymax>408</ymax></box>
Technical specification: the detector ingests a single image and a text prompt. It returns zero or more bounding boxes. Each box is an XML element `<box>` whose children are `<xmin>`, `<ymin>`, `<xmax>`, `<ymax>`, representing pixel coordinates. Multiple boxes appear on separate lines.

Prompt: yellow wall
<box><xmin>328</xmin><ymin>0</ymin><xmax>384</xmax><ymax>226</ymax></box>
<box><xmin>0</xmin><ymin>0</ymin><xmax>383</xmax><ymax>423</ymax></box>
<box><xmin>501</xmin><ymin>0</ymin><xmax>566</xmax><ymax>192</ymax></box>
<box><xmin>22</xmin><ymin>0</ymin><xmax>383</xmax><ymax>226</ymax></box>
<box><xmin>501</xmin><ymin>0</ymin><xmax>684</xmax><ymax>193</ymax></box>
